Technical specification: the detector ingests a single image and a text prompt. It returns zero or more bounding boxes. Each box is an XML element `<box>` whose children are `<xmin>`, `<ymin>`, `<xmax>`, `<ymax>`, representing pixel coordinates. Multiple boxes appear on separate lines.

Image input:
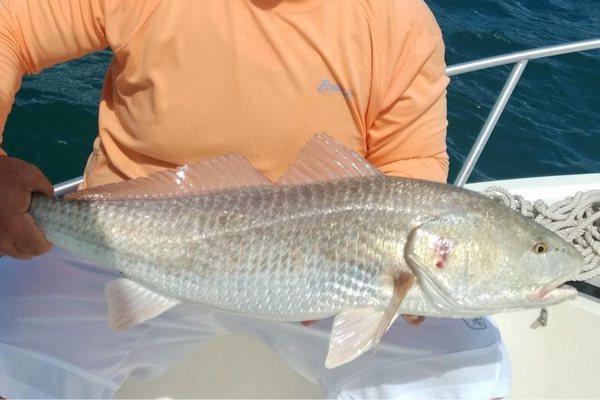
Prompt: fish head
<box><xmin>406</xmin><ymin>205</ymin><xmax>583</xmax><ymax>315</ymax></box>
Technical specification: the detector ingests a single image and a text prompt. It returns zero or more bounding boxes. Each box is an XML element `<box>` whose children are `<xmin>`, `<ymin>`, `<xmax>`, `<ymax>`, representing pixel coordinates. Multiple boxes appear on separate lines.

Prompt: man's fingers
<box><xmin>12</xmin><ymin>214</ymin><xmax>52</xmax><ymax>256</ymax></box>
<box><xmin>402</xmin><ymin>314</ymin><xmax>425</xmax><ymax>326</ymax></box>
<box><xmin>0</xmin><ymin>157</ymin><xmax>53</xmax><ymax>259</ymax></box>
<box><xmin>3</xmin><ymin>241</ymin><xmax>31</xmax><ymax>260</ymax></box>
<box><xmin>20</xmin><ymin>165</ymin><xmax>54</xmax><ymax>197</ymax></box>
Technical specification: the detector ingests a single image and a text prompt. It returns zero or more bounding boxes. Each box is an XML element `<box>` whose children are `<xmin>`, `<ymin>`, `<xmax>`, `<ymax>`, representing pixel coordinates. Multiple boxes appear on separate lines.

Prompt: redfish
<box><xmin>29</xmin><ymin>134</ymin><xmax>582</xmax><ymax>368</ymax></box>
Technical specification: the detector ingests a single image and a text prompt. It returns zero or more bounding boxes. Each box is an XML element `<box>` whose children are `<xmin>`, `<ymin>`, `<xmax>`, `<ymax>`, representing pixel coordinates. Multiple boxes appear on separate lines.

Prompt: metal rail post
<box><xmin>453</xmin><ymin>60</ymin><xmax>528</xmax><ymax>187</ymax></box>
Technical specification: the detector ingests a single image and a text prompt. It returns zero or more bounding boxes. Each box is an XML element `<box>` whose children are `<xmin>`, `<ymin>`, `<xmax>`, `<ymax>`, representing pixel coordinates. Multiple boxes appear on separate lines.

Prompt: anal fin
<box><xmin>105</xmin><ymin>278</ymin><xmax>180</xmax><ymax>330</ymax></box>
<box><xmin>325</xmin><ymin>272</ymin><xmax>414</xmax><ymax>368</ymax></box>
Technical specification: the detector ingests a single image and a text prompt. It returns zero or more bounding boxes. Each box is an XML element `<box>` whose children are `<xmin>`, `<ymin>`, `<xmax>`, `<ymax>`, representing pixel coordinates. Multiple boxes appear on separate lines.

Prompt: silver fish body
<box><xmin>30</xmin><ymin>175</ymin><xmax>582</xmax><ymax>321</ymax></box>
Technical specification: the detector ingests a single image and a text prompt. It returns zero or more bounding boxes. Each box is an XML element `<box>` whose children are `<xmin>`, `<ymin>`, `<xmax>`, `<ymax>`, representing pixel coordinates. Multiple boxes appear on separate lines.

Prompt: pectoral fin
<box><xmin>105</xmin><ymin>278</ymin><xmax>181</xmax><ymax>330</ymax></box>
<box><xmin>375</xmin><ymin>272</ymin><xmax>415</xmax><ymax>342</ymax></box>
<box><xmin>325</xmin><ymin>273</ymin><xmax>414</xmax><ymax>368</ymax></box>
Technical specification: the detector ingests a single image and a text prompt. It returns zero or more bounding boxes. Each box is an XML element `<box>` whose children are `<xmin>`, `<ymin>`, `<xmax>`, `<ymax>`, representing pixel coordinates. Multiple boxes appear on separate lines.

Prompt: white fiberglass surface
<box><xmin>465</xmin><ymin>173</ymin><xmax>600</xmax><ymax>204</ymax></box>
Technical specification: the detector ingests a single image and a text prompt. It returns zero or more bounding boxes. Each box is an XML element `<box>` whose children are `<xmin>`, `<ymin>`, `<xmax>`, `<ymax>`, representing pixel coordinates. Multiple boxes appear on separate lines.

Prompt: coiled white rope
<box><xmin>485</xmin><ymin>187</ymin><xmax>600</xmax><ymax>281</ymax></box>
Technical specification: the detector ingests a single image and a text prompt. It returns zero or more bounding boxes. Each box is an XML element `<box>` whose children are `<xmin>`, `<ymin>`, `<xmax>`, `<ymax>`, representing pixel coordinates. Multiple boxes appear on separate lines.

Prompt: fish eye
<box><xmin>533</xmin><ymin>242</ymin><xmax>548</xmax><ymax>254</ymax></box>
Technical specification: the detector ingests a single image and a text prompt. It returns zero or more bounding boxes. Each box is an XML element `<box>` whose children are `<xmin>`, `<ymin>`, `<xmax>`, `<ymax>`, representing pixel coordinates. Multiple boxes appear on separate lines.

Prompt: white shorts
<box><xmin>0</xmin><ymin>248</ymin><xmax>511</xmax><ymax>399</ymax></box>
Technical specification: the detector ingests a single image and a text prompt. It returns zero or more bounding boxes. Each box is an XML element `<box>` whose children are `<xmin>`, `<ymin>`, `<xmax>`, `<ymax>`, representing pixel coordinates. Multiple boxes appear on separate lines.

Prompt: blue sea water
<box><xmin>2</xmin><ymin>1</ymin><xmax>599</xmax><ymax>184</ymax></box>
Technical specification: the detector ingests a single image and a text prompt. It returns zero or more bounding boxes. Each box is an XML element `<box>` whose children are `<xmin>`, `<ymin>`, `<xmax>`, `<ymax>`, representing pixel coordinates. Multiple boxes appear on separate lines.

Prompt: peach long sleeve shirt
<box><xmin>0</xmin><ymin>0</ymin><xmax>450</xmax><ymax>188</ymax></box>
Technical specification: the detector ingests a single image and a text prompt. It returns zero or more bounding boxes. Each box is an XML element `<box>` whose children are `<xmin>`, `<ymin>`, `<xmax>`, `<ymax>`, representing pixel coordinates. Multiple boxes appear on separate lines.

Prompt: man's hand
<box><xmin>0</xmin><ymin>156</ymin><xmax>54</xmax><ymax>259</ymax></box>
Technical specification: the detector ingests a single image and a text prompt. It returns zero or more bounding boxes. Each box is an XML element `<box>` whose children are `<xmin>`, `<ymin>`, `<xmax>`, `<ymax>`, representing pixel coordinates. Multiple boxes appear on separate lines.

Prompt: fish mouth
<box><xmin>528</xmin><ymin>280</ymin><xmax>578</xmax><ymax>305</ymax></box>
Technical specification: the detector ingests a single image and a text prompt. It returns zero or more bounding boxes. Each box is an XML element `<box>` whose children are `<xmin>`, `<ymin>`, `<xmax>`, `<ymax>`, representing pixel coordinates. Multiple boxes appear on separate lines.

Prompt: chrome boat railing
<box><xmin>54</xmin><ymin>176</ymin><xmax>85</xmax><ymax>197</ymax></box>
<box><xmin>53</xmin><ymin>38</ymin><xmax>600</xmax><ymax>196</ymax></box>
<box><xmin>448</xmin><ymin>38</ymin><xmax>600</xmax><ymax>187</ymax></box>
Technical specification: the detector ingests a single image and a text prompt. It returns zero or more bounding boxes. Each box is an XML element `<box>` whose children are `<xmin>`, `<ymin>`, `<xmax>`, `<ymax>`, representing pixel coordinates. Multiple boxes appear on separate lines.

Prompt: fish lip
<box><xmin>527</xmin><ymin>274</ymin><xmax>579</xmax><ymax>305</ymax></box>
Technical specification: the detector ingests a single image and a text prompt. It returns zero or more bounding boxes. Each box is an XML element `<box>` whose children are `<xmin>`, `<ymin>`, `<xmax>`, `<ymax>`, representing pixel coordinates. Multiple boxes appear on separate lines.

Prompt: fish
<box><xmin>28</xmin><ymin>133</ymin><xmax>583</xmax><ymax>368</ymax></box>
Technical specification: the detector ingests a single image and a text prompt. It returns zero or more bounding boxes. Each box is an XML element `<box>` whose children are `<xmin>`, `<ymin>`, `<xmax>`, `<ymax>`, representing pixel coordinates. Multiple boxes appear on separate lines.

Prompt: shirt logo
<box><xmin>462</xmin><ymin>318</ymin><xmax>488</xmax><ymax>330</ymax></box>
<box><xmin>317</xmin><ymin>79</ymin><xmax>353</xmax><ymax>98</ymax></box>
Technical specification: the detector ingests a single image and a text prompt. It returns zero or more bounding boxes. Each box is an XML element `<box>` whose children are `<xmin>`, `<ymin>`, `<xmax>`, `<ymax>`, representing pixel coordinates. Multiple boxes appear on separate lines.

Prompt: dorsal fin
<box><xmin>277</xmin><ymin>133</ymin><xmax>381</xmax><ymax>186</ymax></box>
<box><xmin>66</xmin><ymin>154</ymin><xmax>271</xmax><ymax>201</ymax></box>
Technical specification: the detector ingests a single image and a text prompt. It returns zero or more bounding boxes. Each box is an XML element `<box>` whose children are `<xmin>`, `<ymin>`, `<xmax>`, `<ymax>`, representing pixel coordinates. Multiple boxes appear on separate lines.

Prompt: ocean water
<box><xmin>2</xmin><ymin>1</ymin><xmax>599</xmax><ymax>185</ymax></box>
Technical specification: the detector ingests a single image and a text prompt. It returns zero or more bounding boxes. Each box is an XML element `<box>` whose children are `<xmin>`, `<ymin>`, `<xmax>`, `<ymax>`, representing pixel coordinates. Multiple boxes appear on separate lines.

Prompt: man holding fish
<box><xmin>0</xmin><ymin>0</ymin><xmax>580</xmax><ymax>398</ymax></box>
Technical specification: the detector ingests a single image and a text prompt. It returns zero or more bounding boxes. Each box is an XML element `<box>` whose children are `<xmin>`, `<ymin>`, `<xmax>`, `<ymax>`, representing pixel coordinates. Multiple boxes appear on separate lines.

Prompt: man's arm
<box><xmin>0</xmin><ymin>0</ymin><xmax>111</xmax><ymax>153</ymax></box>
<box><xmin>366</xmin><ymin>0</ymin><xmax>449</xmax><ymax>183</ymax></box>
<box><xmin>0</xmin><ymin>0</ymin><xmax>161</xmax><ymax>152</ymax></box>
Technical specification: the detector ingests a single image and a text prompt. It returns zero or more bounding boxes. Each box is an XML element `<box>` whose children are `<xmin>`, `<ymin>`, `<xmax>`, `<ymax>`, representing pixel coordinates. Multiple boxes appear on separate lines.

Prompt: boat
<box><xmin>47</xmin><ymin>38</ymin><xmax>600</xmax><ymax>399</ymax></box>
